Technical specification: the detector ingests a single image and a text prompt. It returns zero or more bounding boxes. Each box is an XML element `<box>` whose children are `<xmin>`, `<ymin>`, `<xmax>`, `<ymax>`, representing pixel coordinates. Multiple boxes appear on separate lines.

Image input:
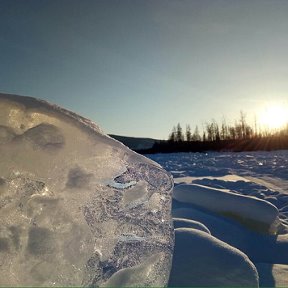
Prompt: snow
<box><xmin>174</xmin><ymin>183</ymin><xmax>279</xmax><ymax>234</ymax></box>
<box><xmin>0</xmin><ymin>93</ymin><xmax>174</xmax><ymax>287</ymax></box>
<box><xmin>169</xmin><ymin>228</ymin><xmax>259</xmax><ymax>287</ymax></box>
<box><xmin>173</xmin><ymin>218</ymin><xmax>211</xmax><ymax>234</ymax></box>
<box><xmin>255</xmin><ymin>263</ymin><xmax>288</xmax><ymax>287</ymax></box>
<box><xmin>147</xmin><ymin>152</ymin><xmax>288</xmax><ymax>287</ymax></box>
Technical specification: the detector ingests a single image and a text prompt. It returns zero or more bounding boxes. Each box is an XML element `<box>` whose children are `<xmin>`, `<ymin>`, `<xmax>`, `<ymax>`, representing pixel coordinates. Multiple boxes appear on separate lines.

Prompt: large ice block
<box><xmin>0</xmin><ymin>93</ymin><xmax>174</xmax><ymax>287</ymax></box>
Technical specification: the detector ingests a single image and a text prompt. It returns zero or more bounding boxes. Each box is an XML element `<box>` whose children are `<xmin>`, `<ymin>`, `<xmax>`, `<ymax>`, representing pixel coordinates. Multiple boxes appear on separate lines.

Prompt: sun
<box><xmin>259</xmin><ymin>104</ymin><xmax>288</xmax><ymax>130</ymax></box>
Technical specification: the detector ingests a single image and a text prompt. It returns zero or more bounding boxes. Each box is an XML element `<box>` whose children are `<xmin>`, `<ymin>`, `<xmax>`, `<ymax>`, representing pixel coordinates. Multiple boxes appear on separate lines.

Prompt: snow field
<box><xmin>147</xmin><ymin>152</ymin><xmax>288</xmax><ymax>287</ymax></box>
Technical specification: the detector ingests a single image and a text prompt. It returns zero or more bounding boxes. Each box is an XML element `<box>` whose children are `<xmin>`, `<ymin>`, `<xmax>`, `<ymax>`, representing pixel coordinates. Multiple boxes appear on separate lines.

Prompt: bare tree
<box><xmin>254</xmin><ymin>114</ymin><xmax>258</xmax><ymax>137</ymax></box>
<box><xmin>239</xmin><ymin>111</ymin><xmax>246</xmax><ymax>138</ymax></box>
<box><xmin>205</xmin><ymin>120</ymin><xmax>220</xmax><ymax>141</ymax></box>
<box><xmin>229</xmin><ymin>126</ymin><xmax>236</xmax><ymax>140</ymax></box>
<box><xmin>221</xmin><ymin>117</ymin><xmax>229</xmax><ymax>140</ymax></box>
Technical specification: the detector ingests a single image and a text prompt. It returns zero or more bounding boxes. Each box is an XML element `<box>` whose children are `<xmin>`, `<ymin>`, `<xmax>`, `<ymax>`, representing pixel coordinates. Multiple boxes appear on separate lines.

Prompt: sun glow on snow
<box><xmin>259</xmin><ymin>103</ymin><xmax>288</xmax><ymax>130</ymax></box>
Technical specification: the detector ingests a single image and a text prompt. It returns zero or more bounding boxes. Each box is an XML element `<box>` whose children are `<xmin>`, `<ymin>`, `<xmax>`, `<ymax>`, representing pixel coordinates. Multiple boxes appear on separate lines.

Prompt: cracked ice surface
<box><xmin>0</xmin><ymin>94</ymin><xmax>174</xmax><ymax>287</ymax></box>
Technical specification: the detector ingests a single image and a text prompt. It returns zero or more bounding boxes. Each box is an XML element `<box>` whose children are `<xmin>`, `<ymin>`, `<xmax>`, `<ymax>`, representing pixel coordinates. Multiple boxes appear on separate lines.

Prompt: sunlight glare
<box><xmin>259</xmin><ymin>104</ymin><xmax>288</xmax><ymax>130</ymax></box>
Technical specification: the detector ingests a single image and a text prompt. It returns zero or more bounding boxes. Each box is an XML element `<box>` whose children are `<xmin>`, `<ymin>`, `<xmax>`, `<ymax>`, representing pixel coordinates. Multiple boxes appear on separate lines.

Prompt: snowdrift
<box><xmin>169</xmin><ymin>228</ymin><xmax>259</xmax><ymax>287</ymax></box>
<box><xmin>174</xmin><ymin>183</ymin><xmax>280</xmax><ymax>234</ymax></box>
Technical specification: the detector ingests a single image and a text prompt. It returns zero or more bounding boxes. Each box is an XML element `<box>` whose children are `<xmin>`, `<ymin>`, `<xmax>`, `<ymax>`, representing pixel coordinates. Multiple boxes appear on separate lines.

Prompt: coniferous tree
<box><xmin>206</xmin><ymin>122</ymin><xmax>213</xmax><ymax>141</ymax></box>
<box><xmin>176</xmin><ymin>123</ymin><xmax>184</xmax><ymax>142</ymax></box>
<box><xmin>203</xmin><ymin>132</ymin><xmax>206</xmax><ymax>142</ymax></box>
<box><xmin>191</xmin><ymin>125</ymin><xmax>201</xmax><ymax>141</ymax></box>
<box><xmin>168</xmin><ymin>126</ymin><xmax>177</xmax><ymax>142</ymax></box>
<box><xmin>186</xmin><ymin>124</ymin><xmax>192</xmax><ymax>141</ymax></box>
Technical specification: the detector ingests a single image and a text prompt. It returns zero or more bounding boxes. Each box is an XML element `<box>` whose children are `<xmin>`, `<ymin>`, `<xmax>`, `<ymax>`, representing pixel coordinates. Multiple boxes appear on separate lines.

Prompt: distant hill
<box><xmin>109</xmin><ymin>134</ymin><xmax>158</xmax><ymax>151</ymax></box>
<box><xmin>110</xmin><ymin>134</ymin><xmax>288</xmax><ymax>154</ymax></box>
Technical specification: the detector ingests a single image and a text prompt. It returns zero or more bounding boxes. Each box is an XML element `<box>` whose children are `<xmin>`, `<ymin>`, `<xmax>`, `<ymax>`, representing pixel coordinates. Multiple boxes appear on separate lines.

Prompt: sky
<box><xmin>0</xmin><ymin>0</ymin><xmax>288</xmax><ymax>139</ymax></box>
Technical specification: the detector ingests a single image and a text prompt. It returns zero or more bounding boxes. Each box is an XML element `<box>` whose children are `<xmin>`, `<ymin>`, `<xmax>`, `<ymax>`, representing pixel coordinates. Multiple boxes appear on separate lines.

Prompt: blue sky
<box><xmin>1</xmin><ymin>0</ymin><xmax>288</xmax><ymax>139</ymax></box>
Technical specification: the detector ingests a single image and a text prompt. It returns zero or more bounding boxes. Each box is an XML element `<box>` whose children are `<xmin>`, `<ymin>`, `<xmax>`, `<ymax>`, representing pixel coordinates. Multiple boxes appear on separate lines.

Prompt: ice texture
<box><xmin>0</xmin><ymin>93</ymin><xmax>174</xmax><ymax>287</ymax></box>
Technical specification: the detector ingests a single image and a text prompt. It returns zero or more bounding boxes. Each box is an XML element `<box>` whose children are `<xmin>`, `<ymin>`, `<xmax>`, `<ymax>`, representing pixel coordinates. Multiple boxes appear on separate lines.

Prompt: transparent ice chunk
<box><xmin>0</xmin><ymin>93</ymin><xmax>174</xmax><ymax>287</ymax></box>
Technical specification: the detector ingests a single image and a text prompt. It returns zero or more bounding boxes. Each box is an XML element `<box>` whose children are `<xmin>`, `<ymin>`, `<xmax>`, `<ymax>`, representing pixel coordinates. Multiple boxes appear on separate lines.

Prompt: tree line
<box><xmin>134</xmin><ymin>111</ymin><xmax>288</xmax><ymax>154</ymax></box>
<box><xmin>168</xmin><ymin>111</ymin><xmax>288</xmax><ymax>143</ymax></box>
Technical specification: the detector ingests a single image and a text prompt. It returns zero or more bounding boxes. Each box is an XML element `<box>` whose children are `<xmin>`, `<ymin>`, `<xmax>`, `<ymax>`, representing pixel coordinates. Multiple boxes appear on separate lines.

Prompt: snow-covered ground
<box><xmin>147</xmin><ymin>151</ymin><xmax>288</xmax><ymax>287</ymax></box>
